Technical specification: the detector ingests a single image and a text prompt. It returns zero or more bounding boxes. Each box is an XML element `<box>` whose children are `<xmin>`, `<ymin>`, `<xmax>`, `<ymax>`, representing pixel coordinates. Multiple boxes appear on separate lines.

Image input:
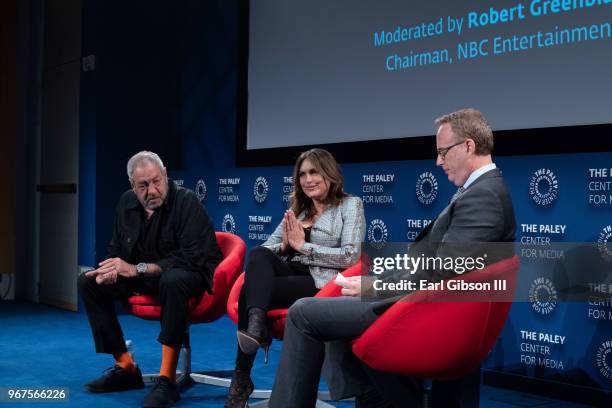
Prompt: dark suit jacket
<box><xmin>372</xmin><ymin>167</ymin><xmax>516</xmax><ymax>312</ymax></box>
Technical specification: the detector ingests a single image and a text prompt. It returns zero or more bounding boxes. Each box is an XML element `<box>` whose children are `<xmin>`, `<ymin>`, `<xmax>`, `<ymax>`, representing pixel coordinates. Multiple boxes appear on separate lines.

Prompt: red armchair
<box><xmin>351</xmin><ymin>255</ymin><xmax>520</xmax><ymax>406</ymax></box>
<box><xmin>124</xmin><ymin>232</ymin><xmax>246</xmax><ymax>387</ymax></box>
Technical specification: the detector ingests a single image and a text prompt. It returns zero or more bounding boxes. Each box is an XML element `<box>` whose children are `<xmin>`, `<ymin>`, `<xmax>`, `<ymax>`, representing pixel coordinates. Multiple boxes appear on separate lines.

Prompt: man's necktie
<box><xmin>450</xmin><ymin>186</ymin><xmax>465</xmax><ymax>203</ymax></box>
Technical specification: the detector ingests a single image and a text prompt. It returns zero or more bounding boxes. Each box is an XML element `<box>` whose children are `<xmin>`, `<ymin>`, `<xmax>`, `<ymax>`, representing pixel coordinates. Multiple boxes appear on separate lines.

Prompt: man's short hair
<box><xmin>126</xmin><ymin>151</ymin><xmax>165</xmax><ymax>180</ymax></box>
<box><xmin>435</xmin><ymin>108</ymin><xmax>494</xmax><ymax>155</ymax></box>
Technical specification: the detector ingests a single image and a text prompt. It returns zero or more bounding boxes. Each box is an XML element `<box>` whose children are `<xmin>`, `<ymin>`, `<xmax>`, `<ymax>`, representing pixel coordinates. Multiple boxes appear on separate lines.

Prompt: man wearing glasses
<box><xmin>268</xmin><ymin>108</ymin><xmax>516</xmax><ymax>408</ymax></box>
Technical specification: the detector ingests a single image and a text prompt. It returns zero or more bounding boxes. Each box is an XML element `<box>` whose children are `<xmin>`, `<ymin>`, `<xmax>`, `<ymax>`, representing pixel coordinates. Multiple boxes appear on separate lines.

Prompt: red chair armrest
<box><xmin>227</xmin><ymin>272</ymin><xmax>245</xmax><ymax>324</ymax></box>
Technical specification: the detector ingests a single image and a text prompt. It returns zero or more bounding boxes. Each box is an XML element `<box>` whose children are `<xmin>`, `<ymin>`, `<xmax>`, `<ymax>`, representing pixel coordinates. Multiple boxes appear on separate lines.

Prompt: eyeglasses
<box><xmin>436</xmin><ymin>140</ymin><xmax>466</xmax><ymax>159</ymax></box>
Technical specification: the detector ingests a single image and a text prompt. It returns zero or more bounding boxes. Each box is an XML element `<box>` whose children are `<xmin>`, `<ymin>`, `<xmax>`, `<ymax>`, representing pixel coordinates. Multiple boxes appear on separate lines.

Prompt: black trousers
<box><xmin>77</xmin><ymin>268</ymin><xmax>204</xmax><ymax>353</ymax></box>
<box><xmin>234</xmin><ymin>246</ymin><xmax>318</xmax><ymax>371</ymax></box>
<box><xmin>237</xmin><ymin>246</ymin><xmax>318</xmax><ymax>331</ymax></box>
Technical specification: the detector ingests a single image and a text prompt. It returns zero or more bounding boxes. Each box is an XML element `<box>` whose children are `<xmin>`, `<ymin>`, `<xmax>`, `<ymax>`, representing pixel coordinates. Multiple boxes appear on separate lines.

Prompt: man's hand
<box><xmin>98</xmin><ymin>257</ymin><xmax>137</xmax><ymax>278</ymax></box>
<box><xmin>97</xmin><ymin>270</ymin><xmax>118</xmax><ymax>285</ymax></box>
<box><xmin>85</xmin><ymin>257</ymin><xmax>137</xmax><ymax>285</ymax></box>
<box><xmin>340</xmin><ymin>276</ymin><xmax>374</xmax><ymax>297</ymax></box>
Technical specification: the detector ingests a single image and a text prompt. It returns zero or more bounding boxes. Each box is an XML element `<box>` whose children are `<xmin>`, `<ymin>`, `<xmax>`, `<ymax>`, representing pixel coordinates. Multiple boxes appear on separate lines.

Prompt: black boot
<box><xmin>236</xmin><ymin>307</ymin><xmax>271</xmax><ymax>362</ymax></box>
<box><xmin>224</xmin><ymin>350</ymin><xmax>256</xmax><ymax>408</ymax></box>
<box><xmin>224</xmin><ymin>370</ymin><xmax>254</xmax><ymax>408</ymax></box>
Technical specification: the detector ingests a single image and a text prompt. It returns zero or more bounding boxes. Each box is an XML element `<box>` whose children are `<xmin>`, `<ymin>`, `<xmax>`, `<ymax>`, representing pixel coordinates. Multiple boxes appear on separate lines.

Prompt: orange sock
<box><xmin>159</xmin><ymin>345</ymin><xmax>180</xmax><ymax>383</ymax></box>
<box><xmin>113</xmin><ymin>351</ymin><xmax>136</xmax><ymax>372</ymax></box>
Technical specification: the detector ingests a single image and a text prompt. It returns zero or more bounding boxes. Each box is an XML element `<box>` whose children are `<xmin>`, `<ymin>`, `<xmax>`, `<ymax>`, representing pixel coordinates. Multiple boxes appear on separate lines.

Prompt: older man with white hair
<box><xmin>78</xmin><ymin>151</ymin><xmax>222</xmax><ymax>408</ymax></box>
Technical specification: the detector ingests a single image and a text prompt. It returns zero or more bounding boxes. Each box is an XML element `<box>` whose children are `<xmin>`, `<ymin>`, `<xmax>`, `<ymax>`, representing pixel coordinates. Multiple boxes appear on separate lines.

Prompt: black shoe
<box><xmin>224</xmin><ymin>370</ymin><xmax>254</xmax><ymax>408</ymax></box>
<box><xmin>236</xmin><ymin>331</ymin><xmax>272</xmax><ymax>363</ymax></box>
<box><xmin>85</xmin><ymin>365</ymin><xmax>145</xmax><ymax>393</ymax></box>
<box><xmin>142</xmin><ymin>376</ymin><xmax>180</xmax><ymax>408</ymax></box>
<box><xmin>237</xmin><ymin>307</ymin><xmax>271</xmax><ymax>361</ymax></box>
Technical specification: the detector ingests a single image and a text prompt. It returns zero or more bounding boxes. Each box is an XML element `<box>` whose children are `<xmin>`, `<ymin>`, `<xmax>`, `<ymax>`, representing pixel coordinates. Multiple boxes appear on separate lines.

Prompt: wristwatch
<box><xmin>136</xmin><ymin>262</ymin><xmax>148</xmax><ymax>277</ymax></box>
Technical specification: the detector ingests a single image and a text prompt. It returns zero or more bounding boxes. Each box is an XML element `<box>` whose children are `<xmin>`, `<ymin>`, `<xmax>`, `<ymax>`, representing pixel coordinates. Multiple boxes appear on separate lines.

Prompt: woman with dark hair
<box><xmin>224</xmin><ymin>148</ymin><xmax>365</xmax><ymax>407</ymax></box>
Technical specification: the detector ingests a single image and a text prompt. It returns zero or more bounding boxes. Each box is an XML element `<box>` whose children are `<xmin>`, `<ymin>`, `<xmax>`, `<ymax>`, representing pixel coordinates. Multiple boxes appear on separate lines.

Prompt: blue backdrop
<box><xmin>78</xmin><ymin>0</ymin><xmax>612</xmax><ymax>400</ymax></box>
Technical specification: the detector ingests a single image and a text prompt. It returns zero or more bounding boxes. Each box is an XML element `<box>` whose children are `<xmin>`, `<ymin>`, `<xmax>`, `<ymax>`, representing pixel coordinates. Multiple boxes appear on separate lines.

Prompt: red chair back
<box><xmin>351</xmin><ymin>255</ymin><xmax>519</xmax><ymax>381</ymax></box>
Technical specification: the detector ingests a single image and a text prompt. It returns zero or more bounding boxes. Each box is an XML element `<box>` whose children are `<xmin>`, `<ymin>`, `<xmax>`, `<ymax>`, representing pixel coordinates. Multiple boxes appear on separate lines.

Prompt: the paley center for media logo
<box><xmin>529</xmin><ymin>277</ymin><xmax>558</xmax><ymax>315</ymax></box>
<box><xmin>253</xmin><ymin>176</ymin><xmax>269</xmax><ymax>203</ymax></box>
<box><xmin>415</xmin><ymin>172</ymin><xmax>438</xmax><ymax>205</ymax></box>
<box><xmin>195</xmin><ymin>179</ymin><xmax>207</xmax><ymax>201</ymax></box>
<box><xmin>597</xmin><ymin>225</ymin><xmax>612</xmax><ymax>262</ymax></box>
<box><xmin>367</xmin><ymin>218</ymin><xmax>388</xmax><ymax>249</ymax></box>
<box><xmin>222</xmin><ymin>213</ymin><xmax>236</xmax><ymax>234</ymax></box>
<box><xmin>596</xmin><ymin>340</ymin><xmax>612</xmax><ymax>381</ymax></box>
<box><xmin>529</xmin><ymin>168</ymin><xmax>559</xmax><ymax>206</ymax></box>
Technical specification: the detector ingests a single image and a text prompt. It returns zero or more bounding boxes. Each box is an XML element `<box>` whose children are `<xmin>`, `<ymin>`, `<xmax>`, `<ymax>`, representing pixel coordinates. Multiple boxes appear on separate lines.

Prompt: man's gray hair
<box><xmin>126</xmin><ymin>151</ymin><xmax>165</xmax><ymax>180</ymax></box>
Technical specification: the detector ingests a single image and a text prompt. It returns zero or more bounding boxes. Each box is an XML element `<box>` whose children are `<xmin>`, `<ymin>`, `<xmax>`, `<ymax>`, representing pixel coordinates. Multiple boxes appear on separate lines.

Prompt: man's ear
<box><xmin>130</xmin><ymin>179</ymin><xmax>135</xmax><ymax>189</ymax></box>
<box><xmin>162</xmin><ymin>167</ymin><xmax>167</xmax><ymax>178</ymax></box>
<box><xmin>466</xmin><ymin>138</ymin><xmax>476</xmax><ymax>153</ymax></box>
